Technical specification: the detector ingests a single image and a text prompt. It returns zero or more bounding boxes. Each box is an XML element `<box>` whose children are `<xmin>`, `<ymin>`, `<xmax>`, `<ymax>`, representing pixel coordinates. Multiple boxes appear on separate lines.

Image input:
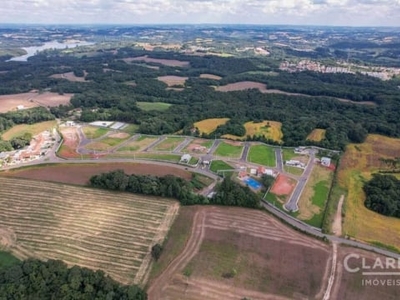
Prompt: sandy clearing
<box><xmin>332</xmin><ymin>195</ymin><xmax>344</xmax><ymax>236</ymax></box>
<box><xmin>199</xmin><ymin>74</ymin><xmax>222</xmax><ymax>80</ymax></box>
<box><xmin>157</xmin><ymin>75</ymin><xmax>188</xmax><ymax>87</ymax></box>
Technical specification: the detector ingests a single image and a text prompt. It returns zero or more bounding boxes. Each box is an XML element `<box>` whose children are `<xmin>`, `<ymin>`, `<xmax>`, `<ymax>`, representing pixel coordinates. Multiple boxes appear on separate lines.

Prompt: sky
<box><xmin>1</xmin><ymin>0</ymin><xmax>400</xmax><ymax>26</ymax></box>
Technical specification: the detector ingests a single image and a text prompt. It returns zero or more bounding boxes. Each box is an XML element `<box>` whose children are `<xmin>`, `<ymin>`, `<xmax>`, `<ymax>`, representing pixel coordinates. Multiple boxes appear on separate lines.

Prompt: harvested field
<box><xmin>215</xmin><ymin>81</ymin><xmax>267</xmax><ymax>92</ymax></box>
<box><xmin>0</xmin><ymin>162</ymin><xmax>192</xmax><ymax>186</ymax></box>
<box><xmin>194</xmin><ymin>118</ymin><xmax>230</xmax><ymax>135</ymax></box>
<box><xmin>148</xmin><ymin>206</ymin><xmax>331</xmax><ymax>300</ymax></box>
<box><xmin>199</xmin><ymin>74</ymin><xmax>222</xmax><ymax>80</ymax></box>
<box><xmin>183</xmin><ymin>139</ymin><xmax>213</xmax><ymax>153</ymax></box>
<box><xmin>223</xmin><ymin>121</ymin><xmax>283</xmax><ymax>143</ymax></box>
<box><xmin>339</xmin><ymin>134</ymin><xmax>400</xmax><ymax>249</ymax></box>
<box><xmin>0</xmin><ymin>177</ymin><xmax>178</xmax><ymax>285</ymax></box>
<box><xmin>298</xmin><ymin>164</ymin><xmax>334</xmax><ymax>227</ymax></box>
<box><xmin>123</xmin><ymin>55</ymin><xmax>190</xmax><ymax>67</ymax></box>
<box><xmin>58</xmin><ymin>127</ymin><xmax>80</xmax><ymax>158</ymax></box>
<box><xmin>333</xmin><ymin>247</ymin><xmax>400</xmax><ymax>300</ymax></box>
<box><xmin>157</xmin><ymin>76</ymin><xmax>188</xmax><ymax>87</ymax></box>
<box><xmin>307</xmin><ymin>129</ymin><xmax>326</xmax><ymax>142</ymax></box>
<box><xmin>49</xmin><ymin>71</ymin><xmax>88</xmax><ymax>82</ymax></box>
<box><xmin>117</xmin><ymin>136</ymin><xmax>158</xmax><ymax>152</ymax></box>
<box><xmin>1</xmin><ymin>120</ymin><xmax>57</xmax><ymax>140</ymax></box>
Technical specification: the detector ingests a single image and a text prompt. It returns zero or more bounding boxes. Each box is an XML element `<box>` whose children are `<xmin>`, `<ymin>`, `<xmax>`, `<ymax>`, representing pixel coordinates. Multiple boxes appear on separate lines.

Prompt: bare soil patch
<box><xmin>124</xmin><ymin>55</ymin><xmax>190</xmax><ymax>67</ymax></box>
<box><xmin>157</xmin><ymin>75</ymin><xmax>188</xmax><ymax>87</ymax></box>
<box><xmin>58</xmin><ymin>127</ymin><xmax>80</xmax><ymax>158</ymax></box>
<box><xmin>148</xmin><ymin>206</ymin><xmax>331</xmax><ymax>300</ymax></box>
<box><xmin>1</xmin><ymin>162</ymin><xmax>192</xmax><ymax>185</ymax></box>
<box><xmin>50</xmin><ymin>71</ymin><xmax>88</xmax><ymax>82</ymax></box>
<box><xmin>108</xmin><ymin>132</ymin><xmax>130</xmax><ymax>139</ymax></box>
<box><xmin>332</xmin><ymin>195</ymin><xmax>344</xmax><ymax>236</ymax></box>
<box><xmin>332</xmin><ymin>247</ymin><xmax>400</xmax><ymax>300</ymax></box>
<box><xmin>216</xmin><ymin>81</ymin><xmax>267</xmax><ymax>92</ymax></box>
<box><xmin>271</xmin><ymin>174</ymin><xmax>296</xmax><ymax>195</ymax></box>
<box><xmin>199</xmin><ymin>74</ymin><xmax>222</xmax><ymax>80</ymax></box>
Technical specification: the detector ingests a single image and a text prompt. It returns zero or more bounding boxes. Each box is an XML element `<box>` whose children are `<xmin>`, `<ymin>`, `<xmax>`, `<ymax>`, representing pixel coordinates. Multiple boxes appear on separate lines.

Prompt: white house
<box><xmin>180</xmin><ymin>154</ymin><xmax>192</xmax><ymax>163</ymax></box>
<box><xmin>16</xmin><ymin>105</ymin><xmax>25</xmax><ymax>110</ymax></box>
<box><xmin>321</xmin><ymin>157</ymin><xmax>331</xmax><ymax>167</ymax></box>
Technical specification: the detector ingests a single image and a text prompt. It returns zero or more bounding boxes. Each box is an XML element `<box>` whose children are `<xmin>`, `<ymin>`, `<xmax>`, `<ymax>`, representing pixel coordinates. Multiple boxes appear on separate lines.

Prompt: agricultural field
<box><xmin>247</xmin><ymin>144</ymin><xmax>276</xmax><ymax>167</ymax></box>
<box><xmin>123</xmin><ymin>55</ymin><xmax>190</xmax><ymax>67</ymax></box>
<box><xmin>0</xmin><ymin>92</ymin><xmax>73</xmax><ymax>113</ymax></box>
<box><xmin>1</xmin><ymin>120</ymin><xmax>57</xmax><ymax>140</ymax></box>
<box><xmin>334</xmin><ymin>247</ymin><xmax>400</xmax><ymax>300</ymax></box>
<box><xmin>0</xmin><ymin>162</ymin><xmax>192</xmax><ymax>185</ymax></box>
<box><xmin>117</xmin><ymin>135</ymin><xmax>158</xmax><ymax>152</ymax></box>
<box><xmin>222</xmin><ymin>121</ymin><xmax>283</xmax><ymax>143</ymax></box>
<box><xmin>82</xmin><ymin>126</ymin><xmax>109</xmax><ymax>139</ymax></box>
<box><xmin>339</xmin><ymin>134</ymin><xmax>400</xmax><ymax>250</ymax></box>
<box><xmin>157</xmin><ymin>76</ymin><xmax>188</xmax><ymax>87</ymax></box>
<box><xmin>307</xmin><ymin>129</ymin><xmax>326</xmax><ymax>142</ymax></box>
<box><xmin>49</xmin><ymin>71</ymin><xmax>88</xmax><ymax>82</ymax></box>
<box><xmin>0</xmin><ymin>177</ymin><xmax>179</xmax><ymax>285</ymax></box>
<box><xmin>183</xmin><ymin>139</ymin><xmax>214</xmax><ymax>154</ymax></box>
<box><xmin>136</xmin><ymin>102</ymin><xmax>171</xmax><ymax>111</ymax></box>
<box><xmin>215</xmin><ymin>81</ymin><xmax>267</xmax><ymax>92</ymax></box>
<box><xmin>298</xmin><ymin>164</ymin><xmax>334</xmax><ymax>227</ymax></box>
<box><xmin>84</xmin><ymin>132</ymin><xmax>130</xmax><ymax>151</ymax></box>
<box><xmin>194</xmin><ymin>118</ymin><xmax>230</xmax><ymax>135</ymax></box>
<box><xmin>148</xmin><ymin>206</ymin><xmax>331</xmax><ymax>300</ymax></box>
<box><xmin>199</xmin><ymin>74</ymin><xmax>222</xmax><ymax>80</ymax></box>
<box><xmin>152</xmin><ymin>137</ymin><xmax>185</xmax><ymax>152</ymax></box>
<box><xmin>214</xmin><ymin>141</ymin><xmax>244</xmax><ymax>158</ymax></box>
<box><xmin>58</xmin><ymin>126</ymin><xmax>80</xmax><ymax>158</ymax></box>
<box><xmin>210</xmin><ymin>160</ymin><xmax>234</xmax><ymax>173</ymax></box>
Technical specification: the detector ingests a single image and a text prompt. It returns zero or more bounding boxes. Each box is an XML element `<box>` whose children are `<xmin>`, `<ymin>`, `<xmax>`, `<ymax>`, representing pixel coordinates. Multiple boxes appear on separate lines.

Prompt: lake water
<box><xmin>7</xmin><ymin>40</ymin><xmax>94</xmax><ymax>62</ymax></box>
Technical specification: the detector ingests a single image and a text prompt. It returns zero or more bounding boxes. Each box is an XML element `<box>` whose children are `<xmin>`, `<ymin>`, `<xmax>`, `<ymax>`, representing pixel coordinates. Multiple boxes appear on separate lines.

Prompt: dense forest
<box><xmin>89</xmin><ymin>170</ymin><xmax>261</xmax><ymax>208</ymax></box>
<box><xmin>0</xmin><ymin>259</ymin><xmax>147</xmax><ymax>300</ymax></box>
<box><xmin>363</xmin><ymin>174</ymin><xmax>400</xmax><ymax>217</ymax></box>
<box><xmin>1</xmin><ymin>48</ymin><xmax>400</xmax><ymax>150</ymax></box>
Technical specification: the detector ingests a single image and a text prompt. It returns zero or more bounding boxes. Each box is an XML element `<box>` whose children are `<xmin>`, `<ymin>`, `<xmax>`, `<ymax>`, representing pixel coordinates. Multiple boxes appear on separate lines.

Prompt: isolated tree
<box><xmin>151</xmin><ymin>243</ymin><xmax>163</xmax><ymax>261</ymax></box>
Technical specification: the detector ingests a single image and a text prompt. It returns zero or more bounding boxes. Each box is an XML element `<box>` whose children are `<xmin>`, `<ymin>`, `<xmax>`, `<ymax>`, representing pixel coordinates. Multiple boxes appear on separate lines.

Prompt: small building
<box><xmin>250</xmin><ymin>168</ymin><xmax>257</xmax><ymax>175</ymax></box>
<box><xmin>16</xmin><ymin>105</ymin><xmax>25</xmax><ymax>110</ymax></box>
<box><xmin>264</xmin><ymin>169</ymin><xmax>274</xmax><ymax>176</ymax></box>
<box><xmin>66</xmin><ymin>121</ymin><xmax>75</xmax><ymax>127</ymax></box>
<box><xmin>202</xmin><ymin>160</ymin><xmax>210</xmax><ymax>165</ymax></box>
<box><xmin>238</xmin><ymin>171</ymin><xmax>247</xmax><ymax>179</ymax></box>
<box><xmin>321</xmin><ymin>157</ymin><xmax>331</xmax><ymax>167</ymax></box>
<box><xmin>257</xmin><ymin>166</ymin><xmax>266</xmax><ymax>176</ymax></box>
<box><xmin>180</xmin><ymin>154</ymin><xmax>192</xmax><ymax>163</ymax></box>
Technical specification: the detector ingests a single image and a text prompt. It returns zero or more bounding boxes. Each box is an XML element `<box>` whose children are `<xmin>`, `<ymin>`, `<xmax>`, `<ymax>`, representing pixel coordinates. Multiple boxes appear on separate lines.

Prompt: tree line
<box><xmin>89</xmin><ymin>170</ymin><xmax>261</xmax><ymax>208</ymax></box>
<box><xmin>363</xmin><ymin>174</ymin><xmax>400</xmax><ymax>218</ymax></box>
<box><xmin>0</xmin><ymin>258</ymin><xmax>147</xmax><ymax>300</ymax></box>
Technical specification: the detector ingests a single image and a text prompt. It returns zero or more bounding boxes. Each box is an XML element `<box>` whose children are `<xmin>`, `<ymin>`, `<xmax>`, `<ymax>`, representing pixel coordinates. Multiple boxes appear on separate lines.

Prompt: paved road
<box><xmin>143</xmin><ymin>136</ymin><xmax>165</xmax><ymax>152</ymax></box>
<box><xmin>173</xmin><ymin>137</ymin><xmax>192</xmax><ymax>153</ymax></box>
<box><xmin>284</xmin><ymin>153</ymin><xmax>315</xmax><ymax>212</ymax></box>
<box><xmin>275</xmin><ymin>147</ymin><xmax>284</xmax><ymax>172</ymax></box>
<box><xmin>240</xmin><ymin>142</ymin><xmax>250</xmax><ymax>161</ymax></box>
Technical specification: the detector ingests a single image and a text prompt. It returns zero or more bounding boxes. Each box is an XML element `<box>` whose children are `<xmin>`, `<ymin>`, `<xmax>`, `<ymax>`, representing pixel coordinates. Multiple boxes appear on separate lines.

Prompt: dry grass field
<box><xmin>117</xmin><ymin>136</ymin><xmax>158</xmax><ymax>152</ymax></box>
<box><xmin>49</xmin><ymin>71</ymin><xmax>88</xmax><ymax>82</ymax></box>
<box><xmin>194</xmin><ymin>118</ymin><xmax>230</xmax><ymax>135</ymax></box>
<box><xmin>215</xmin><ymin>81</ymin><xmax>267</xmax><ymax>92</ymax></box>
<box><xmin>153</xmin><ymin>137</ymin><xmax>185</xmax><ymax>152</ymax></box>
<box><xmin>307</xmin><ymin>129</ymin><xmax>326</xmax><ymax>142</ymax></box>
<box><xmin>157</xmin><ymin>76</ymin><xmax>188</xmax><ymax>87</ymax></box>
<box><xmin>222</xmin><ymin>120</ymin><xmax>283</xmax><ymax>143</ymax></box>
<box><xmin>0</xmin><ymin>177</ymin><xmax>178</xmax><ymax>285</ymax></box>
<box><xmin>123</xmin><ymin>55</ymin><xmax>190</xmax><ymax>67</ymax></box>
<box><xmin>199</xmin><ymin>74</ymin><xmax>222</xmax><ymax>80</ymax></box>
<box><xmin>339</xmin><ymin>134</ymin><xmax>400</xmax><ymax>249</ymax></box>
<box><xmin>1</xmin><ymin>120</ymin><xmax>57</xmax><ymax>140</ymax></box>
<box><xmin>148</xmin><ymin>206</ymin><xmax>331</xmax><ymax>300</ymax></box>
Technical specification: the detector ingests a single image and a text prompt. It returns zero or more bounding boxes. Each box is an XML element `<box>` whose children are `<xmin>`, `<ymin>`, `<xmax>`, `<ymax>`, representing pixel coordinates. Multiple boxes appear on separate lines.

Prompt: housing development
<box><xmin>0</xmin><ymin>23</ymin><xmax>400</xmax><ymax>300</ymax></box>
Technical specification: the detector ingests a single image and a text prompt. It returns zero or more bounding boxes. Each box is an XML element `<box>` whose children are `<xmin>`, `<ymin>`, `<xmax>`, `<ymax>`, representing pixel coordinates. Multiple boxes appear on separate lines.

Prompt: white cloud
<box><xmin>0</xmin><ymin>0</ymin><xmax>399</xmax><ymax>25</ymax></box>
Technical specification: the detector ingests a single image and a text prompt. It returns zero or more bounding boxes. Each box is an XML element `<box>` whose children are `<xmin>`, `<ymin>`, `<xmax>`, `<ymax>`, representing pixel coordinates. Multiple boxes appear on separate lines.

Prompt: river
<box><xmin>7</xmin><ymin>40</ymin><xmax>94</xmax><ymax>62</ymax></box>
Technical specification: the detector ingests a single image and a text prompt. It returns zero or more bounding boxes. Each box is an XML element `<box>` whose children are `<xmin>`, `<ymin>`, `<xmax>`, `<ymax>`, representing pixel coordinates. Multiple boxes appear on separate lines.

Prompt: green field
<box><xmin>134</xmin><ymin>153</ymin><xmax>181</xmax><ymax>162</ymax></box>
<box><xmin>2</xmin><ymin>120</ymin><xmax>57</xmax><ymax>140</ymax></box>
<box><xmin>214</xmin><ymin>142</ymin><xmax>243</xmax><ymax>158</ymax></box>
<box><xmin>247</xmin><ymin>145</ymin><xmax>276</xmax><ymax>167</ymax></box>
<box><xmin>121</xmin><ymin>124</ymin><xmax>139</xmax><ymax>135</ymax></box>
<box><xmin>282</xmin><ymin>148</ymin><xmax>297</xmax><ymax>161</ymax></box>
<box><xmin>137</xmin><ymin>102</ymin><xmax>172</xmax><ymax>111</ymax></box>
<box><xmin>210</xmin><ymin>160</ymin><xmax>234</xmax><ymax>173</ymax></box>
<box><xmin>284</xmin><ymin>166</ymin><xmax>304</xmax><ymax>176</ymax></box>
<box><xmin>153</xmin><ymin>137</ymin><xmax>185</xmax><ymax>151</ymax></box>
<box><xmin>0</xmin><ymin>251</ymin><xmax>20</xmax><ymax>269</ymax></box>
<box><xmin>82</xmin><ymin>126</ymin><xmax>109</xmax><ymax>139</ymax></box>
<box><xmin>117</xmin><ymin>135</ymin><xmax>157</xmax><ymax>152</ymax></box>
